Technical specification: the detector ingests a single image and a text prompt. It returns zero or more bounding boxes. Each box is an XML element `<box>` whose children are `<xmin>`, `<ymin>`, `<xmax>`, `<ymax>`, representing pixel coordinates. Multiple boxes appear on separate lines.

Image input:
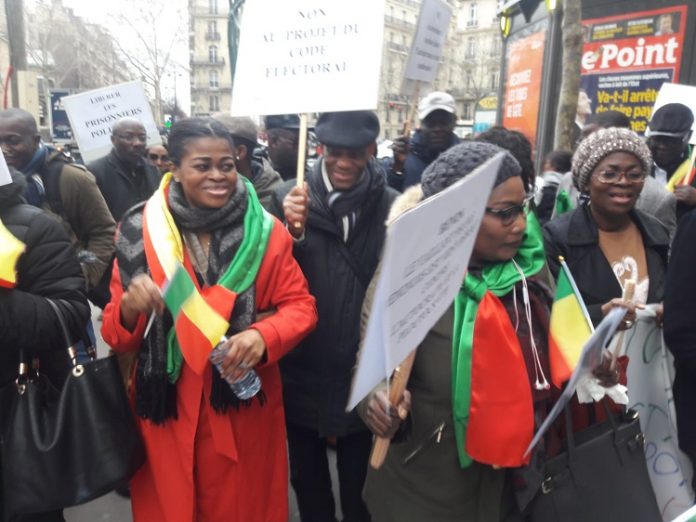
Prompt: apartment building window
<box><xmin>463</xmin><ymin>102</ymin><xmax>473</xmax><ymax>120</ymax></box>
<box><xmin>209</xmin><ymin>0</ymin><xmax>218</xmax><ymax>15</ymax></box>
<box><xmin>209</xmin><ymin>95</ymin><xmax>220</xmax><ymax>112</ymax></box>
<box><xmin>209</xmin><ymin>70</ymin><xmax>219</xmax><ymax>88</ymax></box>
<box><xmin>468</xmin><ymin>3</ymin><xmax>478</xmax><ymax>26</ymax></box>
<box><xmin>466</xmin><ymin>37</ymin><xmax>476</xmax><ymax>59</ymax></box>
<box><xmin>209</xmin><ymin>45</ymin><xmax>218</xmax><ymax>63</ymax></box>
<box><xmin>490</xmin><ymin>71</ymin><xmax>500</xmax><ymax>89</ymax></box>
<box><xmin>208</xmin><ymin>20</ymin><xmax>217</xmax><ymax>35</ymax></box>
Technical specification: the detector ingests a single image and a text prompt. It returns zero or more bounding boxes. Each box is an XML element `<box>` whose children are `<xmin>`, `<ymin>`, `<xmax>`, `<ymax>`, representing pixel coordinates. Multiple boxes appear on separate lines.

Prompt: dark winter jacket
<box><xmin>33</xmin><ymin>150</ymin><xmax>116</xmax><ymax>290</ymax></box>
<box><xmin>88</xmin><ymin>149</ymin><xmax>161</xmax><ymax>223</ymax></box>
<box><xmin>543</xmin><ymin>204</ymin><xmax>669</xmax><ymax>326</ymax></box>
<box><xmin>0</xmin><ymin>174</ymin><xmax>90</xmax><ymax>387</ymax></box>
<box><xmin>664</xmin><ymin>209</ymin><xmax>696</xmax><ymax>363</ymax></box>
<box><xmin>270</xmin><ymin>158</ymin><xmax>398</xmax><ymax>436</ymax></box>
<box><xmin>385</xmin><ymin>130</ymin><xmax>459</xmax><ymax>192</ymax></box>
<box><xmin>249</xmin><ymin>157</ymin><xmax>282</xmax><ymax>211</ymax></box>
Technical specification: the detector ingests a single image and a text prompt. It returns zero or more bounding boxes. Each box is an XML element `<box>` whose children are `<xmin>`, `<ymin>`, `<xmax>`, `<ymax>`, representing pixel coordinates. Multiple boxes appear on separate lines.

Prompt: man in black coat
<box><xmin>663</xmin><ymin>209</ymin><xmax>696</xmax><ymax>490</ymax></box>
<box><xmin>271</xmin><ymin>111</ymin><xmax>397</xmax><ymax>522</ymax></box>
<box><xmin>88</xmin><ymin>118</ymin><xmax>161</xmax><ymax>223</ymax></box>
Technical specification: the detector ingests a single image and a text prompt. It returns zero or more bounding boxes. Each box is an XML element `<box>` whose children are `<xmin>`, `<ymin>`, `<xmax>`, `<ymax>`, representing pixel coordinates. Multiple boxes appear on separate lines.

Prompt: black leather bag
<box><xmin>0</xmin><ymin>300</ymin><xmax>144</xmax><ymax>517</ymax></box>
<box><xmin>529</xmin><ymin>403</ymin><xmax>661</xmax><ymax>522</ymax></box>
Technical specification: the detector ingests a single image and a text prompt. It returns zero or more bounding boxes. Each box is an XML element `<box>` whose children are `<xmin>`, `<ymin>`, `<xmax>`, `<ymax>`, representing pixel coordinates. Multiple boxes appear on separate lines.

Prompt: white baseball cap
<box><xmin>418</xmin><ymin>91</ymin><xmax>456</xmax><ymax>120</ymax></box>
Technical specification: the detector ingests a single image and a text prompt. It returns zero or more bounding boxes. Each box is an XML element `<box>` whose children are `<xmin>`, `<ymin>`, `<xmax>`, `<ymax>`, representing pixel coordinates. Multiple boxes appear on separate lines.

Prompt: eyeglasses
<box><xmin>148</xmin><ymin>153</ymin><xmax>169</xmax><ymax>161</ymax></box>
<box><xmin>594</xmin><ymin>170</ymin><xmax>646</xmax><ymax>184</ymax></box>
<box><xmin>114</xmin><ymin>133</ymin><xmax>147</xmax><ymax>143</ymax></box>
<box><xmin>485</xmin><ymin>197</ymin><xmax>531</xmax><ymax>227</ymax></box>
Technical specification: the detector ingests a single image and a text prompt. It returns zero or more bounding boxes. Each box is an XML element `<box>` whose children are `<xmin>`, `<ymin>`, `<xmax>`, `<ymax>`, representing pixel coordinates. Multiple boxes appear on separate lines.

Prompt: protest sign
<box><xmin>347</xmin><ymin>154</ymin><xmax>501</xmax><ymax>411</ymax></box>
<box><xmin>619</xmin><ymin>310</ymin><xmax>695</xmax><ymax>521</ymax></box>
<box><xmin>525</xmin><ymin>307</ymin><xmax>626</xmax><ymax>455</ymax></box>
<box><xmin>580</xmin><ymin>6</ymin><xmax>688</xmax><ymax>135</ymax></box>
<box><xmin>502</xmin><ymin>19</ymin><xmax>547</xmax><ymax>150</ymax></box>
<box><xmin>402</xmin><ymin>0</ymin><xmax>452</xmax><ymax>84</ymax></box>
<box><xmin>652</xmin><ymin>83</ymin><xmax>696</xmax><ymax>145</ymax></box>
<box><xmin>0</xmin><ymin>149</ymin><xmax>11</xmax><ymax>187</ymax></box>
<box><xmin>62</xmin><ymin>81</ymin><xmax>161</xmax><ymax>165</ymax></box>
<box><xmin>672</xmin><ymin>504</ymin><xmax>696</xmax><ymax>522</ymax></box>
<box><xmin>231</xmin><ymin>1</ymin><xmax>385</xmax><ymax>116</ymax></box>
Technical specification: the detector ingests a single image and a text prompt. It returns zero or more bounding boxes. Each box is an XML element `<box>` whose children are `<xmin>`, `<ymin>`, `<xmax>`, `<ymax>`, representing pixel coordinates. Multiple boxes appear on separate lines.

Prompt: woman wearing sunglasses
<box><xmin>359</xmin><ymin>141</ymin><xmax>555</xmax><ymax>521</ymax></box>
<box><xmin>544</xmin><ymin>127</ymin><xmax>669</xmax><ymax>332</ymax></box>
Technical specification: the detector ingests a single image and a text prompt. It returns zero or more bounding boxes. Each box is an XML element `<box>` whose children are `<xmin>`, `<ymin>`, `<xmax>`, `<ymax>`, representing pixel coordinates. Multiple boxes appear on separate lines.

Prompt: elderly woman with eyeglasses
<box><xmin>544</xmin><ymin>127</ymin><xmax>669</xmax><ymax>331</ymax></box>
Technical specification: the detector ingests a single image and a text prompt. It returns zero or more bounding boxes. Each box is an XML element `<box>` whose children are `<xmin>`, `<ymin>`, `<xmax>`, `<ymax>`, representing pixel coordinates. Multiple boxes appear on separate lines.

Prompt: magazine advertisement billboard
<box><xmin>580</xmin><ymin>6</ymin><xmax>688</xmax><ymax>134</ymax></box>
<box><xmin>501</xmin><ymin>19</ymin><xmax>547</xmax><ymax>149</ymax></box>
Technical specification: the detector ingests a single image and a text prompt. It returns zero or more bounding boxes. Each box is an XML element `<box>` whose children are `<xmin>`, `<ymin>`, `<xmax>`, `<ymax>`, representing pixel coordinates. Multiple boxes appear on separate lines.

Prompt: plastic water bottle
<box><xmin>209</xmin><ymin>336</ymin><xmax>262</xmax><ymax>400</ymax></box>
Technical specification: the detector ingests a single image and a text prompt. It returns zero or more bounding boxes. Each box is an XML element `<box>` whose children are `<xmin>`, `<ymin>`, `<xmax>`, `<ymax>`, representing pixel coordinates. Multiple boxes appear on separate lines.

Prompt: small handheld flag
<box><xmin>548</xmin><ymin>256</ymin><xmax>594</xmax><ymax>387</ymax></box>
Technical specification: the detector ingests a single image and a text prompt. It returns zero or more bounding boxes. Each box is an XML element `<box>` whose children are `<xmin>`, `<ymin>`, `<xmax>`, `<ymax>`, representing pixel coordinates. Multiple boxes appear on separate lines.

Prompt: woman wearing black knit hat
<box><xmin>544</xmin><ymin>127</ymin><xmax>669</xmax><ymax>331</ymax></box>
<box><xmin>358</xmin><ymin>141</ymin><xmax>557</xmax><ymax>521</ymax></box>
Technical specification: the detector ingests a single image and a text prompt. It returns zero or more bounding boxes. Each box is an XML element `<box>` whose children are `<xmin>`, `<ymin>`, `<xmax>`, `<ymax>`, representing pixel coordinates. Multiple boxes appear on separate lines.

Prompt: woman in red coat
<box><xmin>102</xmin><ymin>117</ymin><xmax>317</xmax><ymax>522</ymax></box>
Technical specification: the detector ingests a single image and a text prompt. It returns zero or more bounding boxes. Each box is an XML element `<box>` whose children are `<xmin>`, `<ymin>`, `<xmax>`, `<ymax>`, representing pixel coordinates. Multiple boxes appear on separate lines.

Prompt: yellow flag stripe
<box><xmin>144</xmin><ymin>173</ymin><xmax>183</xmax><ymax>280</ymax></box>
<box><xmin>180</xmin><ymin>290</ymin><xmax>229</xmax><ymax>347</ymax></box>
<box><xmin>549</xmin><ymin>294</ymin><xmax>592</xmax><ymax>369</ymax></box>
<box><xmin>0</xmin><ymin>219</ymin><xmax>26</xmax><ymax>285</ymax></box>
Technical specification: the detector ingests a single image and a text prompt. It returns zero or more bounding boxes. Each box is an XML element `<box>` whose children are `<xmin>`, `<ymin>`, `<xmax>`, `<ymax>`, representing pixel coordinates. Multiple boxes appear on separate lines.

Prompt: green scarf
<box><xmin>554</xmin><ymin>189</ymin><xmax>574</xmax><ymax>216</ymax></box>
<box><xmin>452</xmin><ymin>211</ymin><xmax>546</xmax><ymax>467</ymax></box>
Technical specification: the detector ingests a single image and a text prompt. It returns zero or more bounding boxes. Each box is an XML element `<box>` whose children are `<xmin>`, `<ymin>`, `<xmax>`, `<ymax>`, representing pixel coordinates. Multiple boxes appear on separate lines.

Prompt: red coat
<box><xmin>102</xmin><ymin>219</ymin><xmax>317</xmax><ymax>522</ymax></box>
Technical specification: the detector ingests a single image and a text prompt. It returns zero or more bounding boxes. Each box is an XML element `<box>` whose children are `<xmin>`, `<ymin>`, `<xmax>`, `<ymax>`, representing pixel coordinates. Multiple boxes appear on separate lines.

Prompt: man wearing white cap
<box><xmin>387</xmin><ymin>91</ymin><xmax>459</xmax><ymax>192</ymax></box>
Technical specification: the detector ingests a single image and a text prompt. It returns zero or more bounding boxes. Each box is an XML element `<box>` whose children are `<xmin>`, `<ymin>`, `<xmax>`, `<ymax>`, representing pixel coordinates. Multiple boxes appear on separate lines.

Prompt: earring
<box><xmin>173</xmin><ymin>177</ymin><xmax>180</xmax><ymax>183</ymax></box>
<box><xmin>235</xmin><ymin>156</ymin><xmax>240</xmax><ymax>161</ymax></box>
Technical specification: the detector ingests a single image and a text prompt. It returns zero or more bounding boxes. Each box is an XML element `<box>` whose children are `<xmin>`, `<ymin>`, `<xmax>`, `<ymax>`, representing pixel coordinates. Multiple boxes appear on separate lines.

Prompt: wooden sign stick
<box><xmin>294</xmin><ymin>113</ymin><xmax>309</xmax><ymax>229</ymax></box>
<box><xmin>295</xmin><ymin>113</ymin><xmax>308</xmax><ymax>188</ymax></box>
<box><xmin>402</xmin><ymin>81</ymin><xmax>422</xmax><ymax>138</ymax></box>
<box><xmin>369</xmin><ymin>350</ymin><xmax>417</xmax><ymax>469</ymax></box>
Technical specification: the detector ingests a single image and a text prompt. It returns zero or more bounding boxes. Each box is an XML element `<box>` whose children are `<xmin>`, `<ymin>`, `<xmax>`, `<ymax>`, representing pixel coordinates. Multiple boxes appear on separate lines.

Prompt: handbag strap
<box><xmin>45</xmin><ymin>298</ymin><xmax>95</xmax><ymax>367</ymax></box>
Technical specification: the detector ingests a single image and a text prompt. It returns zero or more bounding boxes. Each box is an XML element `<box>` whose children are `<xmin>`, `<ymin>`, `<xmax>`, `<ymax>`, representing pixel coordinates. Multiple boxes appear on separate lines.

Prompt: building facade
<box><xmin>378</xmin><ymin>0</ymin><xmax>502</xmax><ymax>139</ymax></box>
<box><xmin>185</xmin><ymin>0</ymin><xmax>502</xmax><ymax>135</ymax></box>
<box><xmin>188</xmin><ymin>0</ymin><xmax>232</xmax><ymax>117</ymax></box>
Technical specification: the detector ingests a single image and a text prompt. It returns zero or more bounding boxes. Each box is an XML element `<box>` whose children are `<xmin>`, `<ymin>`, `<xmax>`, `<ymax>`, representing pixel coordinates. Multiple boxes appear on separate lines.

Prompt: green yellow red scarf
<box><xmin>452</xmin><ymin>212</ymin><xmax>546</xmax><ymax>468</ymax></box>
<box><xmin>142</xmin><ymin>173</ymin><xmax>273</xmax><ymax>381</ymax></box>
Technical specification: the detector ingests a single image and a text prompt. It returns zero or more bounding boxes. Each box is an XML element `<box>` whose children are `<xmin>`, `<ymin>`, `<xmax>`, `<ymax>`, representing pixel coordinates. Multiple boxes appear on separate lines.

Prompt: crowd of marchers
<box><xmin>0</xmin><ymin>91</ymin><xmax>694</xmax><ymax>522</ymax></box>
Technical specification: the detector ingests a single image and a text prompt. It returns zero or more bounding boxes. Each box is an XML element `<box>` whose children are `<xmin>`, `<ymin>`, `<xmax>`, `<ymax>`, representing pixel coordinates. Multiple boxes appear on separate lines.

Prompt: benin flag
<box><xmin>162</xmin><ymin>263</ymin><xmax>230</xmax><ymax>375</ymax></box>
<box><xmin>0</xmin><ymin>218</ymin><xmax>26</xmax><ymax>288</ymax></box>
<box><xmin>548</xmin><ymin>260</ymin><xmax>593</xmax><ymax>387</ymax></box>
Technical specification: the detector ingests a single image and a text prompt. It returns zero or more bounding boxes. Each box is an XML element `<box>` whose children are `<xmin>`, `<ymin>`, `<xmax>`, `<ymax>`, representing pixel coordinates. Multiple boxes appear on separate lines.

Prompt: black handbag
<box><xmin>528</xmin><ymin>402</ymin><xmax>661</xmax><ymax>522</ymax></box>
<box><xmin>0</xmin><ymin>299</ymin><xmax>144</xmax><ymax>517</ymax></box>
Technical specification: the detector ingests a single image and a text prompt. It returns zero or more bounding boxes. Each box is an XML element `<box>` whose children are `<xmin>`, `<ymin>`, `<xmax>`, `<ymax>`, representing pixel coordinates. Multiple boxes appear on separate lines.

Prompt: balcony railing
<box><xmin>387</xmin><ymin>42</ymin><xmax>409</xmax><ymax>54</ymax></box>
<box><xmin>384</xmin><ymin>15</ymin><xmax>415</xmax><ymax>30</ymax></box>
<box><xmin>191</xmin><ymin>57</ymin><xmax>226</xmax><ymax>67</ymax></box>
<box><xmin>191</xmin><ymin>83</ymin><xmax>232</xmax><ymax>91</ymax></box>
<box><xmin>205</xmin><ymin>32</ymin><xmax>221</xmax><ymax>41</ymax></box>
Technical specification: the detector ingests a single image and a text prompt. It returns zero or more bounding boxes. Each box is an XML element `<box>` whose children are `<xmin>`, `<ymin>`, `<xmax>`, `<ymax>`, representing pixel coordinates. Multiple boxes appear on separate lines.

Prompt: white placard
<box><xmin>347</xmin><ymin>154</ymin><xmax>501</xmax><ymax>410</ymax></box>
<box><xmin>0</xmin><ymin>149</ymin><xmax>11</xmax><ymax>187</ymax></box>
<box><xmin>620</xmin><ymin>310</ymin><xmax>695</xmax><ymax>521</ymax></box>
<box><xmin>403</xmin><ymin>0</ymin><xmax>452</xmax><ymax>84</ymax></box>
<box><xmin>651</xmin><ymin>83</ymin><xmax>696</xmax><ymax>145</ymax></box>
<box><xmin>230</xmin><ymin>0</ymin><xmax>385</xmax><ymax>116</ymax></box>
<box><xmin>62</xmin><ymin>81</ymin><xmax>161</xmax><ymax>165</ymax></box>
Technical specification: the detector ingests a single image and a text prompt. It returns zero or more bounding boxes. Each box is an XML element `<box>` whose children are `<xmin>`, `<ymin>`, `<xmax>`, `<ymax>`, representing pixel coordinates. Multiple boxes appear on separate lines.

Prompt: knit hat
<box><xmin>571</xmin><ymin>127</ymin><xmax>652</xmax><ymax>192</ymax></box>
<box><xmin>421</xmin><ymin>141</ymin><xmax>522</xmax><ymax>198</ymax></box>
